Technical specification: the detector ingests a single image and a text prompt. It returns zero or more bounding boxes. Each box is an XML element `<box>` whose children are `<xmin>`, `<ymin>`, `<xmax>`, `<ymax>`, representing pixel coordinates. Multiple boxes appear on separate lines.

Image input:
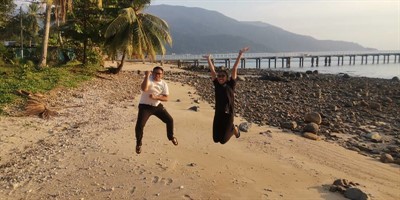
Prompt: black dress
<box><xmin>212</xmin><ymin>78</ymin><xmax>236</xmax><ymax>144</ymax></box>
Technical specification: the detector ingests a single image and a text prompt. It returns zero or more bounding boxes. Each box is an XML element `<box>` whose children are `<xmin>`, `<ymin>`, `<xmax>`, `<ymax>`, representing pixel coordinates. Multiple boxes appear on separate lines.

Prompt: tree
<box><xmin>59</xmin><ymin>0</ymin><xmax>105</xmax><ymax>64</ymax></box>
<box><xmin>0</xmin><ymin>0</ymin><xmax>15</xmax><ymax>29</ymax></box>
<box><xmin>24</xmin><ymin>3</ymin><xmax>40</xmax><ymax>47</ymax></box>
<box><xmin>39</xmin><ymin>0</ymin><xmax>102</xmax><ymax>67</ymax></box>
<box><xmin>39</xmin><ymin>0</ymin><xmax>53</xmax><ymax>68</ymax></box>
<box><xmin>104</xmin><ymin>0</ymin><xmax>172</xmax><ymax>74</ymax></box>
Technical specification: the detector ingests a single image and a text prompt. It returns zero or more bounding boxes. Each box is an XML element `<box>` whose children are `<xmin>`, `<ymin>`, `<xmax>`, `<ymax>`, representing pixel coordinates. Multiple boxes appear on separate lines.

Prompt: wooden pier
<box><xmin>151</xmin><ymin>51</ymin><xmax>400</xmax><ymax>69</ymax></box>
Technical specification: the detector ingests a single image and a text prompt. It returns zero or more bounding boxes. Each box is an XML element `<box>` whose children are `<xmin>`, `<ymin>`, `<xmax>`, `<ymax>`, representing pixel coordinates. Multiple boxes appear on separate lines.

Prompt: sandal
<box><xmin>171</xmin><ymin>137</ymin><xmax>178</xmax><ymax>146</ymax></box>
<box><xmin>136</xmin><ymin>145</ymin><xmax>141</xmax><ymax>154</ymax></box>
<box><xmin>234</xmin><ymin>125</ymin><xmax>241</xmax><ymax>138</ymax></box>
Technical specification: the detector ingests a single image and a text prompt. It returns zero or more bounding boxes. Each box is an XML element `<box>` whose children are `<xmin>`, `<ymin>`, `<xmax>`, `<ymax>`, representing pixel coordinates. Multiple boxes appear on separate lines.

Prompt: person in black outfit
<box><xmin>203</xmin><ymin>47</ymin><xmax>249</xmax><ymax>144</ymax></box>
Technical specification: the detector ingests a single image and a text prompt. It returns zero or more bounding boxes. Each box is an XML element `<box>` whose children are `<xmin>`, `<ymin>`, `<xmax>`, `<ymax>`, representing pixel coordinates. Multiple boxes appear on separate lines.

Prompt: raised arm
<box><xmin>203</xmin><ymin>54</ymin><xmax>217</xmax><ymax>80</ymax></box>
<box><xmin>141</xmin><ymin>71</ymin><xmax>151</xmax><ymax>91</ymax></box>
<box><xmin>231</xmin><ymin>47</ymin><xmax>250</xmax><ymax>80</ymax></box>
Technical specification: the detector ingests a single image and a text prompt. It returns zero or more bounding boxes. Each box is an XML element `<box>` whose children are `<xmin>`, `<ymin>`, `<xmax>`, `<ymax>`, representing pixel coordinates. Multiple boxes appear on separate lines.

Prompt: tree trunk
<box><xmin>114</xmin><ymin>50</ymin><xmax>126</xmax><ymax>74</ymax></box>
<box><xmin>39</xmin><ymin>1</ymin><xmax>52</xmax><ymax>68</ymax></box>
<box><xmin>83</xmin><ymin>38</ymin><xmax>87</xmax><ymax>64</ymax></box>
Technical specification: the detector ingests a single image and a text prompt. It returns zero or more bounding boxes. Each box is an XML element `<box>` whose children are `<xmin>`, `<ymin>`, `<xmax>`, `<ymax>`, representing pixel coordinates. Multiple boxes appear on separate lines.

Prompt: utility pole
<box><xmin>20</xmin><ymin>6</ymin><xmax>24</xmax><ymax>59</ymax></box>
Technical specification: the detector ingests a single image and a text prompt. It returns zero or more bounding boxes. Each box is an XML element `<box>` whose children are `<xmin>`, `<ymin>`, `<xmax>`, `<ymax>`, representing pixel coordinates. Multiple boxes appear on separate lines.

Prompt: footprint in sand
<box><xmin>132</xmin><ymin>166</ymin><xmax>146</xmax><ymax>175</ymax></box>
<box><xmin>152</xmin><ymin>176</ymin><xmax>173</xmax><ymax>185</ymax></box>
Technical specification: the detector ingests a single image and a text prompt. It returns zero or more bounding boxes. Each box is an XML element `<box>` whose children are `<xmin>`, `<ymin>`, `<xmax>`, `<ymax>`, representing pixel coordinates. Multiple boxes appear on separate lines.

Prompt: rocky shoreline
<box><xmin>165</xmin><ymin>67</ymin><xmax>400</xmax><ymax>164</ymax></box>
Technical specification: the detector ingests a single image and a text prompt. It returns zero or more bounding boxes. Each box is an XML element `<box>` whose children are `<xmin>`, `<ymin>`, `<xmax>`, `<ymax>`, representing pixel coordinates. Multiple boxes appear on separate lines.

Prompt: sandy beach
<box><xmin>0</xmin><ymin>62</ymin><xmax>399</xmax><ymax>200</ymax></box>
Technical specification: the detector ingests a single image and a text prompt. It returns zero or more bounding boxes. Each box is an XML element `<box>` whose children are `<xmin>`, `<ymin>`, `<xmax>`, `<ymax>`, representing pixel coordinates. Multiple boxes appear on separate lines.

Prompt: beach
<box><xmin>0</xmin><ymin>62</ymin><xmax>399</xmax><ymax>200</ymax></box>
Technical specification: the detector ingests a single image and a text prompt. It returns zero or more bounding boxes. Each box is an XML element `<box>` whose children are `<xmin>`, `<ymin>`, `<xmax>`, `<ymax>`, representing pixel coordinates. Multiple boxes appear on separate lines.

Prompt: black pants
<box><xmin>213</xmin><ymin>111</ymin><xmax>234</xmax><ymax>144</ymax></box>
<box><xmin>135</xmin><ymin>104</ymin><xmax>174</xmax><ymax>146</ymax></box>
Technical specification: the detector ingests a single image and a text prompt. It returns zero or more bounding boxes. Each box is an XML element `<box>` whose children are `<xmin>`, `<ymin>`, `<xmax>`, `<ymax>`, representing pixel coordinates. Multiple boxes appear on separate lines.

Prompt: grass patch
<box><xmin>0</xmin><ymin>63</ymin><xmax>101</xmax><ymax>114</ymax></box>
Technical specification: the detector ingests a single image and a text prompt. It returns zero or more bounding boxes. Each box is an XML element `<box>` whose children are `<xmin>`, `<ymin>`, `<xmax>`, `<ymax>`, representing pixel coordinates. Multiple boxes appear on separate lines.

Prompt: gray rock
<box><xmin>305</xmin><ymin>112</ymin><xmax>322</xmax><ymax>124</ymax></box>
<box><xmin>391</xmin><ymin>76</ymin><xmax>399</xmax><ymax>82</ymax></box>
<box><xmin>239</xmin><ymin>122</ymin><xmax>251</xmax><ymax>132</ymax></box>
<box><xmin>344</xmin><ymin>188</ymin><xmax>369</xmax><ymax>200</ymax></box>
<box><xmin>303</xmin><ymin>123</ymin><xmax>319</xmax><ymax>134</ymax></box>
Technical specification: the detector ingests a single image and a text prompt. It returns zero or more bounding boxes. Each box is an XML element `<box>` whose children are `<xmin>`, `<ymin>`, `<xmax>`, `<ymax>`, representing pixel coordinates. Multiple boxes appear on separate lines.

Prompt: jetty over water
<box><xmin>154</xmin><ymin>50</ymin><xmax>400</xmax><ymax>69</ymax></box>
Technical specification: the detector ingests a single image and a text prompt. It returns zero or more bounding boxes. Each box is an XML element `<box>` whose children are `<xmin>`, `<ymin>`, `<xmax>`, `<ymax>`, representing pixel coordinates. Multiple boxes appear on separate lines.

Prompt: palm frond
<box><xmin>104</xmin><ymin>7</ymin><xmax>135</xmax><ymax>38</ymax></box>
<box><xmin>140</xmin><ymin>13</ymin><xmax>172</xmax><ymax>46</ymax></box>
<box><xmin>138</xmin><ymin>13</ymin><xmax>172</xmax><ymax>58</ymax></box>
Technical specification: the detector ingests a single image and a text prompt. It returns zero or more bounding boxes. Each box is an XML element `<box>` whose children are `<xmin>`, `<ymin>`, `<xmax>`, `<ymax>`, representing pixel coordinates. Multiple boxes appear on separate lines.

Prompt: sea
<box><xmin>238</xmin><ymin>59</ymin><xmax>400</xmax><ymax>80</ymax></box>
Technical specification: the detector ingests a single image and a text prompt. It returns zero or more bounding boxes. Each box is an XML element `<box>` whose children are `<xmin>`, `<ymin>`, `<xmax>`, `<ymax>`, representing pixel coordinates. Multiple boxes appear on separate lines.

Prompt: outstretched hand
<box><xmin>239</xmin><ymin>47</ymin><xmax>250</xmax><ymax>54</ymax></box>
<box><xmin>202</xmin><ymin>54</ymin><xmax>211</xmax><ymax>60</ymax></box>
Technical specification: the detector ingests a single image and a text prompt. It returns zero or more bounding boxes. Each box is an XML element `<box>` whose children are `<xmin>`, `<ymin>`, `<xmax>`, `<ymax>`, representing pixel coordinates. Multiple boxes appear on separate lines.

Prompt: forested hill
<box><xmin>146</xmin><ymin>5</ymin><xmax>374</xmax><ymax>54</ymax></box>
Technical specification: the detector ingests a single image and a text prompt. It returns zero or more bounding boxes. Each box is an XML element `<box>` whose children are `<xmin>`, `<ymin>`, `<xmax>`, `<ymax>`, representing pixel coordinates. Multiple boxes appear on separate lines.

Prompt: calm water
<box><xmin>239</xmin><ymin>59</ymin><xmax>400</xmax><ymax>79</ymax></box>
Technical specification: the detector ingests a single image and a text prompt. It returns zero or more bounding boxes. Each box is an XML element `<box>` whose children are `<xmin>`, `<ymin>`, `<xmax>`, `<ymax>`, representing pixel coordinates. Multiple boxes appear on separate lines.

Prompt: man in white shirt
<box><xmin>135</xmin><ymin>66</ymin><xmax>178</xmax><ymax>154</ymax></box>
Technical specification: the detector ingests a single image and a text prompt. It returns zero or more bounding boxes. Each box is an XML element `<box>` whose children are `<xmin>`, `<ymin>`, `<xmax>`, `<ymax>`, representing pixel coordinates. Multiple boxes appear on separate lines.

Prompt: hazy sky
<box><xmin>153</xmin><ymin>0</ymin><xmax>400</xmax><ymax>50</ymax></box>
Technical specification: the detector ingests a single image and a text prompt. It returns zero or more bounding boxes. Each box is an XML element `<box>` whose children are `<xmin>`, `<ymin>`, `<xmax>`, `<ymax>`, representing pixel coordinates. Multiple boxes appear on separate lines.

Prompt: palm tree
<box><xmin>24</xmin><ymin>3</ymin><xmax>40</xmax><ymax>47</ymax></box>
<box><xmin>39</xmin><ymin>0</ymin><xmax>53</xmax><ymax>68</ymax></box>
<box><xmin>104</xmin><ymin>0</ymin><xmax>172</xmax><ymax>74</ymax></box>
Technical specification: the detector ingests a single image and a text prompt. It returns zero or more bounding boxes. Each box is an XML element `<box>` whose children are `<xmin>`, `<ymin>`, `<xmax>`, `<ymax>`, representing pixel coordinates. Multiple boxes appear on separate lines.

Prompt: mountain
<box><xmin>146</xmin><ymin>5</ymin><xmax>374</xmax><ymax>54</ymax></box>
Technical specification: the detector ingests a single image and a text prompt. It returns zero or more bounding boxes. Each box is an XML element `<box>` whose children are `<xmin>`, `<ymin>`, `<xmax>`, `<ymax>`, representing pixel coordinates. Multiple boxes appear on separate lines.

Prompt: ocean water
<box><xmin>238</xmin><ymin>59</ymin><xmax>400</xmax><ymax>80</ymax></box>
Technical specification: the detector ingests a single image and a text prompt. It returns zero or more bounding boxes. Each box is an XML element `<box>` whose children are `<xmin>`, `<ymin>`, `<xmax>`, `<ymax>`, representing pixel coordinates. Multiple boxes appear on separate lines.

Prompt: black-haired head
<box><xmin>153</xmin><ymin>66</ymin><xmax>164</xmax><ymax>73</ymax></box>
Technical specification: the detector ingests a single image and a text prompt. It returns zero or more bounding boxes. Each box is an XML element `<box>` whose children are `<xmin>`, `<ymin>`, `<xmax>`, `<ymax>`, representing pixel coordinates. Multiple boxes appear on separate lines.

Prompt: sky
<box><xmin>153</xmin><ymin>0</ymin><xmax>400</xmax><ymax>50</ymax></box>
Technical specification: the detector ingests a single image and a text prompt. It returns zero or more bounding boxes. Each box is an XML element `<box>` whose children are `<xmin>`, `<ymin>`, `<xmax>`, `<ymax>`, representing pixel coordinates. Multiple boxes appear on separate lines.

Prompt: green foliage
<box><xmin>24</xmin><ymin>3</ymin><xmax>40</xmax><ymax>46</ymax></box>
<box><xmin>0</xmin><ymin>0</ymin><xmax>16</xmax><ymax>29</ymax></box>
<box><xmin>0</xmin><ymin>63</ymin><xmax>101</xmax><ymax>114</ymax></box>
<box><xmin>59</xmin><ymin>0</ymin><xmax>107</xmax><ymax>64</ymax></box>
<box><xmin>104</xmin><ymin>2</ymin><xmax>172</xmax><ymax>62</ymax></box>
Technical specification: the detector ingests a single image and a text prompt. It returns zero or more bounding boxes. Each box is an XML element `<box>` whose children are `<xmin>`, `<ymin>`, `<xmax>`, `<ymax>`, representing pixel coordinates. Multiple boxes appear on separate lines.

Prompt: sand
<box><xmin>0</xmin><ymin>62</ymin><xmax>399</xmax><ymax>200</ymax></box>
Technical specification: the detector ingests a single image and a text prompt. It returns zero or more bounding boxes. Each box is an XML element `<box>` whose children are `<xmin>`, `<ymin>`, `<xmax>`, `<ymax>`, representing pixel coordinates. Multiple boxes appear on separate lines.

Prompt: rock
<box><xmin>237</xmin><ymin>76</ymin><xmax>246</xmax><ymax>81</ymax></box>
<box><xmin>329</xmin><ymin>185</ymin><xmax>339</xmax><ymax>192</ymax></box>
<box><xmin>343</xmin><ymin>74</ymin><xmax>351</xmax><ymax>78</ymax></box>
<box><xmin>188</xmin><ymin>106</ymin><xmax>199</xmax><ymax>112</ymax></box>
<box><xmin>305</xmin><ymin>112</ymin><xmax>322</xmax><ymax>124</ymax></box>
<box><xmin>239</xmin><ymin>122</ymin><xmax>251</xmax><ymax>132</ymax></box>
<box><xmin>303</xmin><ymin>123</ymin><xmax>319</xmax><ymax>134</ymax></box>
<box><xmin>303</xmin><ymin>132</ymin><xmax>320</xmax><ymax>140</ymax></box>
<box><xmin>380</xmin><ymin>153</ymin><xmax>394</xmax><ymax>163</ymax></box>
<box><xmin>369</xmin><ymin>102</ymin><xmax>382</xmax><ymax>111</ymax></box>
<box><xmin>330</xmin><ymin>105</ymin><xmax>339</xmax><ymax>111</ymax></box>
<box><xmin>360</xmin><ymin>100</ymin><xmax>369</xmax><ymax>107</ymax></box>
<box><xmin>366</xmin><ymin>132</ymin><xmax>382</xmax><ymax>143</ymax></box>
<box><xmin>333</xmin><ymin>179</ymin><xmax>349</xmax><ymax>187</ymax></box>
<box><xmin>391</xmin><ymin>76</ymin><xmax>399</xmax><ymax>82</ymax></box>
<box><xmin>281</xmin><ymin>121</ymin><xmax>297</xmax><ymax>130</ymax></box>
<box><xmin>344</xmin><ymin>188</ymin><xmax>369</xmax><ymax>200</ymax></box>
